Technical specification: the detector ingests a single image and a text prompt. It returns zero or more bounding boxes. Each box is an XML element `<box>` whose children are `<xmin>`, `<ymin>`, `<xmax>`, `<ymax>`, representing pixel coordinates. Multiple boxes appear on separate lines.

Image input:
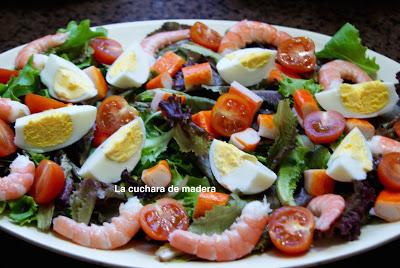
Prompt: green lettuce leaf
<box><xmin>8</xmin><ymin>196</ymin><xmax>38</xmax><ymax>225</ymax></box>
<box><xmin>276</xmin><ymin>136</ymin><xmax>311</xmax><ymax>206</ymax></box>
<box><xmin>0</xmin><ymin>201</ymin><xmax>6</xmax><ymax>214</ymax></box>
<box><xmin>141</xmin><ymin>129</ymin><xmax>173</xmax><ymax>165</ymax></box>
<box><xmin>189</xmin><ymin>195</ymin><xmax>245</xmax><ymax>235</ymax></box>
<box><xmin>266</xmin><ymin>99</ymin><xmax>298</xmax><ymax>170</ymax></box>
<box><xmin>278</xmin><ymin>75</ymin><xmax>322</xmax><ymax>98</ymax></box>
<box><xmin>26</xmin><ymin>151</ymin><xmax>49</xmax><ymax>166</ymax></box>
<box><xmin>69</xmin><ymin>179</ymin><xmax>97</xmax><ymax>224</ymax></box>
<box><xmin>306</xmin><ymin>145</ymin><xmax>331</xmax><ymax>169</ymax></box>
<box><xmin>1</xmin><ymin>58</ymin><xmax>41</xmax><ymax>101</ymax></box>
<box><xmin>173</xmin><ymin>124</ymin><xmax>210</xmax><ymax>156</ymax></box>
<box><xmin>37</xmin><ymin>203</ymin><xmax>55</xmax><ymax>231</ymax></box>
<box><xmin>316</xmin><ymin>23</ymin><xmax>379</xmax><ymax>76</ymax></box>
<box><xmin>53</xmin><ymin>20</ymin><xmax>107</xmax><ymax>66</ymax></box>
<box><xmin>179</xmin><ymin>43</ymin><xmax>222</xmax><ymax>62</ymax></box>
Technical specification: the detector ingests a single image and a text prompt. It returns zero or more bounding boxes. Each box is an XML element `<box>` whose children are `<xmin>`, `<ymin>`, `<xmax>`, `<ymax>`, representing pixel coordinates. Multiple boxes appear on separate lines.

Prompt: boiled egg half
<box><xmin>40</xmin><ymin>54</ymin><xmax>98</xmax><ymax>103</ymax></box>
<box><xmin>315</xmin><ymin>81</ymin><xmax>398</xmax><ymax>118</ymax></box>
<box><xmin>216</xmin><ymin>48</ymin><xmax>276</xmax><ymax>86</ymax></box>
<box><xmin>79</xmin><ymin>117</ymin><xmax>146</xmax><ymax>183</ymax></box>
<box><xmin>327</xmin><ymin>127</ymin><xmax>373</xmax><ymax>182</ymax></box>
<box><xmin>209</xmin><ymin>139</ymin><xmax>276</xmax><ymax>194</ymax></box>
<box><xmin>14</xmin><ymin>105</ymin><xmax>96</xmax><ymax>153</ymax></box>
<box><xmin>106</xmin><ymin>45</ymin><xmax>150</xmax><ymax>89</ymax></box>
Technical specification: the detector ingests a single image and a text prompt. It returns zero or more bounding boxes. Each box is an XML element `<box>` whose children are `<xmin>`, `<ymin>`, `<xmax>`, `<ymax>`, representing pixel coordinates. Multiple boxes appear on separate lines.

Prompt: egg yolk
<box><xmin>104</xmin><ymin>120</ymin><xmax>143</xmax><ymax>162</ymax></box>
<box><xmin>340</xmin><ymin>81</ymin><xmax>389</xmax><ymax>114</ymax></box>
<box><xmin>331</xmin><ymin>128</ymin><xmax>372</xmax><ymax>171</ymax></box>
<box><xmin>240</xmin><ymin>51</ymin><xmax>271</xmax><ymax>69</ymax></box>
<box><xmin>54</xmin><ymin>68</ymin><xmax>92</xmax><ymax>100</ymax></box>
<box><xmin>109</xmin><ymin>51</ymin><xmax>137</xmax><ymax>78</ymax></box>
<box><xmin>24</xmin><ymin>113</ymin><xmax>73</xmax><ymax>148</ymax></box>
<box><xmin>213</xmin><ymin>140</ymin><xmax>258</xmax><ymax>176</ymax></box>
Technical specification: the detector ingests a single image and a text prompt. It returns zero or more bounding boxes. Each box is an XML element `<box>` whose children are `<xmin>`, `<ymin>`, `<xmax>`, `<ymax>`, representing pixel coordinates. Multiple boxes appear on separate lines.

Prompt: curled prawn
<box><xmin>53</xmin><ymin>197</ymin><xmax>143</xmax><ymax>250</ymax></box>
<box><xmin>0</xmin><ymin>155</ymin><xmax>35</xmax><ymax>201</ymax></box>
<box><xmin>318</xmin><ymin>60</ymin><xmax>372</xmax><ymax>90</ymax></box>
<box><xmin>0</xmin><ymin>97</ymin><xmax>30</xmax><ymax>123</ymax></box>
<box><xmin>369</xmin><ymin>135</ymin><xmax>400</xmax><ymax>156</ymax></box>
<box><xmin>140</xmin><ymin>29</ymin><xmax>190</xmax><ymax>61</ymax></box>
<box><xmin>15</xmin><ymin>32</ymin><xmax>68</xmax><ymax>69</ymax></box>
<box><xmin>218</xmin><ymin>20</ymin><xmax>291</xmax><ymax>55</ymax></box>
<box><xmin>307</xmin><ymin>194</ymin><xmax>345</xmax><ymax>231</ymax></box>
<box><xmin>168</xmin><ymin>200</ymin><xmax>270</xmax><ymax>261</ymax></box>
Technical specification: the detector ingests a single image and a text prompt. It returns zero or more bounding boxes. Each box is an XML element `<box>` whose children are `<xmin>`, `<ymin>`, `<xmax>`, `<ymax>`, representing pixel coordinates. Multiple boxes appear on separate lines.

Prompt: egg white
<box><xmin>40</xmin><ymin>54</ymin><xmax>98</xmax><ymax>103</ymax></box>
<box><xmin>216</xmin><ymin>48</ymin><xmax>276</xmax><ymax>87</ymax></box>
<box><xmin>78</xmin><ymin>117</ymin><xmax>146</xmax><ymax>183</ymax></box>
<box><xmin>14</xmin><ymin>105</ymin><xmax>96</xmax><ymax>153</ymax></box>
<box><xmin>315</xmin><ymin>82</ymin><xmax>399</xmax><ymax>118</ymax></box>
<box><xmin>106</xmin><ymin>45</ymin><xmax>150</xmax><ymax>89</ymax></box>
<box><xmin>209</xmin><ymin>139</ymin><xmax>276</xmax><ymax>194</ymax></box>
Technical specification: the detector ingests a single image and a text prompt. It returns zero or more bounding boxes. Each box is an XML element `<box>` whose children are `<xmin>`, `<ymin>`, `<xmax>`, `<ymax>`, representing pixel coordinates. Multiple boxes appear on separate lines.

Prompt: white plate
<box><xmin>1</xmin><ymin>19</ymin><xmax>399</xmax><ymax>268</ymax></box>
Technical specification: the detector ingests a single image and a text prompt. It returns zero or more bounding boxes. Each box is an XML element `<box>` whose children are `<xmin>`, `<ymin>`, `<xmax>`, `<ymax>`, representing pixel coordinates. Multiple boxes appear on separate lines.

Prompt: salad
<box><xmin>0</xmin><ymin>19</ymin><xmax>400</xmax><ymax>262</ymax></box>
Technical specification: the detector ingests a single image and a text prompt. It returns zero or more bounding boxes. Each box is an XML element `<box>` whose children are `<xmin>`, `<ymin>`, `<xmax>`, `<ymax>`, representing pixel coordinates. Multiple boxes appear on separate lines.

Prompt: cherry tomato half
<box><xmin>211</xmin><ymin>93</ymin><xmax>253</xmax><ymax>137</ymax></box>
<box><xmin>190</xmin><ymin>22</ymin><xmax>222</xmax><ymax>52</ymax></box>
<box><xmin>304</xmin><ymin>111</ymin><xmax>345</xmax><ymax>144</ymax></box>
<box><xmin>89</xmin><ymin>37</ymin><xmax>123</xmax><ymax>65</ymax></box>
<box><xmin>378</xmin><ymin>152</ymin><xmax>400</xmax><ymax>191</ymax></box>
<box><xmin>29</xmin><ymin>160</ymin><xmax>65</xmax><ymax>205</ymax></box>
<box><xmin>268</xmin><ymin>206</ymin><xmax>315</xmax><ymax>255</ymax></box>
<box><xmin>0</xmin><ymin>119</ymin><xmax>16</xmax><ymax>157</ymax></box>
<box><xmin>0</xmin><ymin>68</ymin><xmax>19</xmax><ymax>84</ymax></box>
<box><xmin>277</xmin><ymin>37</ymin><xmax>316</xmax><ymax>74</ymax></box>
<box><xmin>96</xmin><ymin>96</ymin><xmax>137</xmax><ymax>136</ymax></box>
<box><xmin>139</xmin><ymin>198</ymin><xmax>189</xmax><ymax>241</ymax></box>
<box><xmin>393</xmin><ymin>120</ymin><xmax>400</xmax><ymax>138</ymax></box>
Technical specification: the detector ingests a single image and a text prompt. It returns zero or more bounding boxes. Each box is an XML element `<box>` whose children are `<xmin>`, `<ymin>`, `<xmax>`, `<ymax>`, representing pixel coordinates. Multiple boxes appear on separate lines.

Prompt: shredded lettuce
<box><xmin>278</xmin><ymin>75</ymin><xmax>322</xmax><ymax>98</ymax></box>
<box><xmin>188</xmin><ymin>195</ymin><xmax>246</xmax><ymax>235</ymax></box>
<box><xmin>316</xmin><ymin>23</ymin><xmax>379</xmax><ymax>76</ymax></box>
<box><xmin>1</xmin><ymin>58</ymin><xmax>42</xmax><ymax>101</ymax></box>
<box><xmin>266</xmin><ymin>99</ymin><xmax>298</xmax><ymax>170</ymax></box>
<box><xmin>8</xmin><ymin>196</ymin><xmax>38</xmax><ymax>225</ymax></box>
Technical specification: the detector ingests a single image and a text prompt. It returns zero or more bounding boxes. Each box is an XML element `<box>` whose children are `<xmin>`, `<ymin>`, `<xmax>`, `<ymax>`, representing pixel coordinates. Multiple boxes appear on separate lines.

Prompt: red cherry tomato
<box><xmin>211</xmin><ymin>93</ymin><xmax>253</xmax><ymax>137</ymax></box>
<box><xmin>29</xmin><ymin>160</ymin><xmax>65</xmax><ymax>205</ymax></box>
<box><xmin>89</xmin><ymin>37</ymin><xmax>123</xmax><ymax>65</ymax></box>
<box><xmin>96</xmin><ymin>96</ymin><xmax>137</xmax><ymax>136</ymax></box>
<box><xmin>0</xmin><ymin>119</ymin><xmax>16</xmax><ymax>157</ymax></box>
<box><xmin>393</xmin><ymin>120</ymin><xmax>400</xmax><ymax>138</ymax></box>
<box><xmin>190</xmin><ymin>22</ymin><xmax>222</xmax><ymax>52</ymax></box>
<box><xmin>378</xmin><ymin>152</ymin><xmax>400</xmax><ymax>191</ymax></box>
<box><xmin>0</xmin><ymin>68</ymin><xmax>19</xmax><ymax>84</ymax></box>
<box><xmin>277</xmin><ymin>37</ymin><xmax>316</xmax><ymax>73</ymax></box>
<box><xmin>304</xmin><ymin>111</ymin><xmax>345</xmax><ymax>144</ymax></box>
<box><xmin>268</xmin><ymin>206</ymin><xmax>315</xmax><ymax>255</ymax></box>
<box><xmin>139</xmin><ymin>198</ymin><xmax>189</xmax><ymax>241</ymax></box>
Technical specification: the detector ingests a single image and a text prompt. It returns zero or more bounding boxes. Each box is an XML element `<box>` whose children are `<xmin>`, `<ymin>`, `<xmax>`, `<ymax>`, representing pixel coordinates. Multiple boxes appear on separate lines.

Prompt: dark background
<box><xmin>1</xmin><ymin>0</ymin><xmax>399</xmax><ymax>267</ymax></box>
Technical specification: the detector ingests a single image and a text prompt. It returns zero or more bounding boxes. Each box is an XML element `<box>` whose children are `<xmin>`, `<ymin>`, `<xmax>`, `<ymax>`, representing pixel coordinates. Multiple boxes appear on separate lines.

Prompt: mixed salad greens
<box><xmin>0</xmin><ymin>19</ymin><xmax>400</xmax><ymax>262</ymax></box>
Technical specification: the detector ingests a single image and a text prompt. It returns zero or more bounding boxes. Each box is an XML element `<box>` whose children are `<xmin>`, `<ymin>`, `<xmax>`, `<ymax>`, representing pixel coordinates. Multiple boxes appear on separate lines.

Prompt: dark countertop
<box><xmin>1</xmin><ymin>0</ymin><xmax>399</xmax><ymax>267</ymax></box>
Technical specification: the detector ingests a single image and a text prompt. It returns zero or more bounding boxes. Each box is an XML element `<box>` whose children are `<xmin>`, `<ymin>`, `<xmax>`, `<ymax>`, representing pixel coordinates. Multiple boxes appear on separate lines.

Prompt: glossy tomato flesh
<box><xmin>378</xmin><ymin>152</ymin><xmax>400</xmax><ymax>191</ymax></box>
<box><xmin>277</xmin><ymin>37</ymin><xmax>316</xmax><ymax>73</ymax></box>
<box><xmin>139</xmin><ymin>198</ymin><xmax>189</xmax><ymax>241</ymax></box>
<box><xmin>30</xmin><ymin>160</ymin><xmax>65</xmax><ymax>205</ymax></box>
<box><xmin>90</xmin><ymin>37</ymin><xmax>123</xmax><ymax>65</ymax></box>
<box><xmin>211</xmin><ymin>93</ymin><xmax>253</xmax><ymax>137</ymax></box>
<box><xmin>190</xmin><ymin>22</ymin><xmax>222</xmax><ymax>52</ymax></box>
<box><xmin>304</xmin><ymin>111</ymin><xmax>345</xmax><ymax>144</ymax></box>
<box><xmin>0</xmin><ymin>119</ymin><xmax>16</xmax><ymax>157</ymax></box>
<box><xmin>268</xmin><ymin>206</ymin><xmax>315</xmax><ymax>255</ymax></box>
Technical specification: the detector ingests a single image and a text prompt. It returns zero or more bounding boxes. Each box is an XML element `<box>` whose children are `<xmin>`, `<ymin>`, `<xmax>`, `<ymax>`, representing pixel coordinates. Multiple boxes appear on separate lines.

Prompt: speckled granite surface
<box><xmin>1</xmin><ymin>0</ymin><xmax>400</xmax><ymax>267</ymax></box>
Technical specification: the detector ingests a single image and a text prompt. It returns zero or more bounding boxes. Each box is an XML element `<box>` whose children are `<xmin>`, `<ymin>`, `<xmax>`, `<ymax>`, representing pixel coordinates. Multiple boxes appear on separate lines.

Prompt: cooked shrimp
<box><xmin>168</xmin><ymin>200</ymin><xmax>270</xmax><ymax>261</ymax></box>
<box><xmin>53</xmin><ymin>197</ymin><xmax>143</xmax><ymax>249</ymax></box>
<box><xmin>218</xmin><ymin>20</ymin><xmax>291</xmax><ymax>55</ymax></box>
<box><xmin>0</xmin><ymin>98</ymin><xmax>30</xmax><ymax>123</ymax></box>
<box><xmin>140</xmin><ymin>29</ymin><xmax>190</xmax><ymax>60</ymax></box>
<box><xmin>0</xmin><ymin>155</ymin><xmax>35</xmax><ymax>201</ymax></box>
<box><xmin>307</xmin><ymin>194</ymin><xmax>345</xmax><ymax>231</ymax></box>
<box><xmin>15</xmin><ymin>32</ymin><xmax>68</xmax><ymax>69</ymax></box>
<box><xmin>369</xmin><ymin>135</ymin><xmax>400</xmax><ymax>156</ymax></box>
<box><xmin>318</xmin><ymin>60</ymin><xmax>372</xmax><ymax>90</ymax></box>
